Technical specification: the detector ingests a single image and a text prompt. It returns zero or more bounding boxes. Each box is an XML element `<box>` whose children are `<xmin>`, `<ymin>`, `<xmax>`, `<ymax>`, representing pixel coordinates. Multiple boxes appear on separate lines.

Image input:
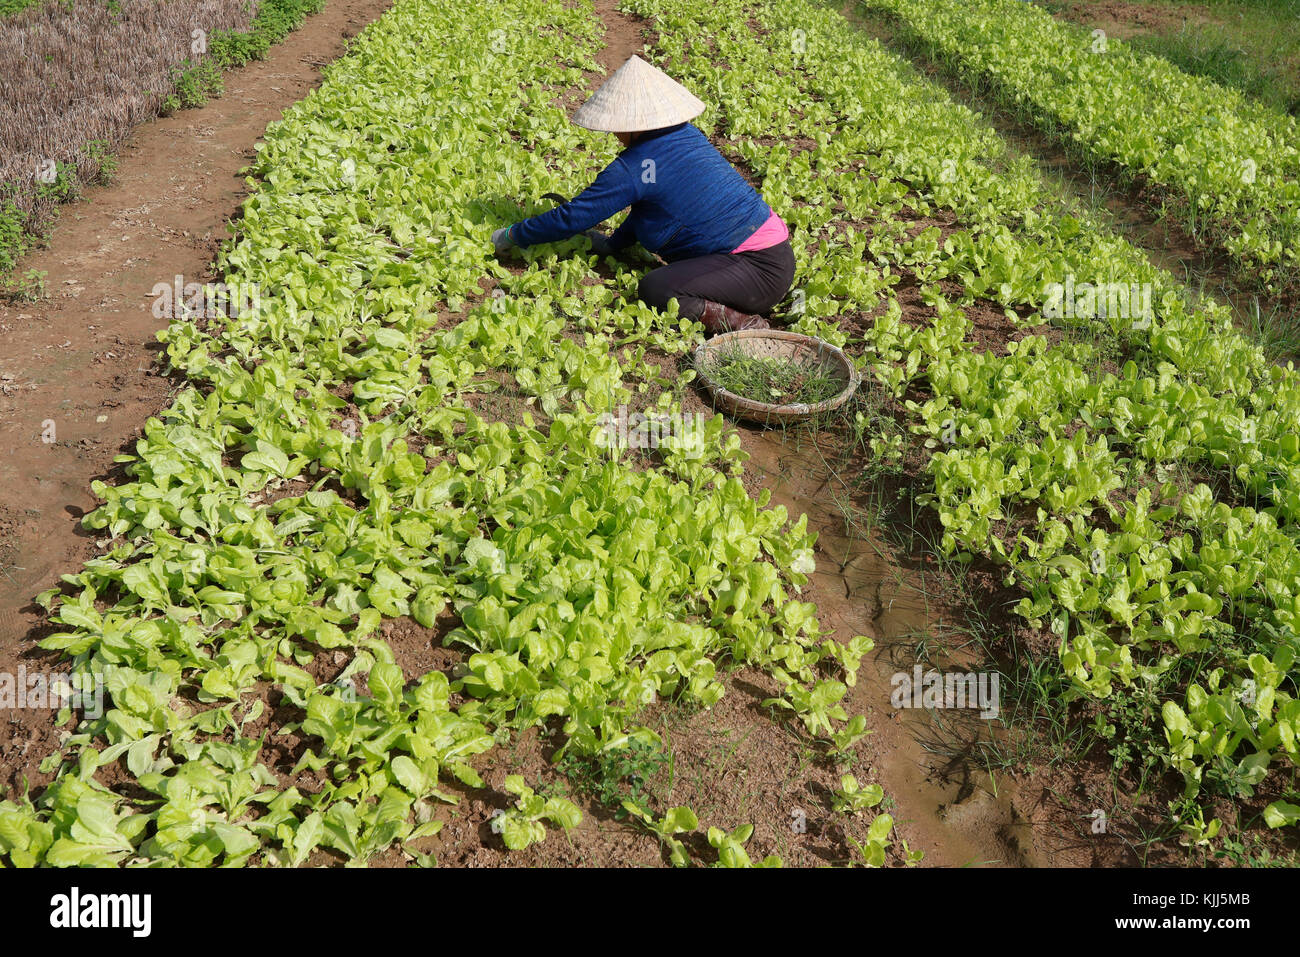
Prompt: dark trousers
<box><xmin>637</xmin><ymin>240</ymin><xmax>796</xmax><ymax>319</ymax></box>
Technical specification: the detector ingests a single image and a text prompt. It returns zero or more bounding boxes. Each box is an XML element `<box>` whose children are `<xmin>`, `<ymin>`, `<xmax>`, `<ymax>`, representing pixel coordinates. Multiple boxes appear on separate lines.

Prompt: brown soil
<box><xmin>362</xmin><ymin>658</ymin><xmax>941</xmax><ymax>869</ymax></box>
<box><xmin>0</xmin><ymin>0</ymin><xmax>396</xmax><ymax>795</ymax></box>
<box><xmin>591</xmin><ymin>0</ymin><xmax>645</xmax><ymax>70</ymax></box>
<box><xmin>723</xmin><ymin>413</ymin><xmax>1136</xmax><ymax>866</ymax></box>
<box><xmin>1052</xmin><ymin>1</ymin><xmax>1217</xmax><ymax>41</ymax></box>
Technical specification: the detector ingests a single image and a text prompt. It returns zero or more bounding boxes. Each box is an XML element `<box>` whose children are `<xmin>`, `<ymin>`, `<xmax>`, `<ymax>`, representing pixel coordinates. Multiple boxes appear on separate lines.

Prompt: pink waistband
<box><xmin>731</xmin><ymin>209</ymin><xmax>789</xmax><ymax>254</ymax></box>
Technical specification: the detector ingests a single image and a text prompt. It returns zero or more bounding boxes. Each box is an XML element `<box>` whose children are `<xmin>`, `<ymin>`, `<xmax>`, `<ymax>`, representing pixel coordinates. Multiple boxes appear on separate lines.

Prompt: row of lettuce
<box><xmin>628</xmin><ymin>0</ymin><xmax>1299</xmax><ymax>826</ymax></box>
<box><xmin>0</xmin><ymin>0</ymin><xmax>880</xmax><ymax>867</ymax></box>
<box><xmin>854</xmin><ymin>0</ymin><xmax>1300</xmax><ymax>295</ymax></box>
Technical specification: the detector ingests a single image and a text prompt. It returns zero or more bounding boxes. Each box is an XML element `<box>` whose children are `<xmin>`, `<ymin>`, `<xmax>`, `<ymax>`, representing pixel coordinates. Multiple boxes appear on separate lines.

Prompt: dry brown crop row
<box><xmin>0</xmin><ymin>0</ymin><xmax>254</xmax><ymax>231</ymax></box>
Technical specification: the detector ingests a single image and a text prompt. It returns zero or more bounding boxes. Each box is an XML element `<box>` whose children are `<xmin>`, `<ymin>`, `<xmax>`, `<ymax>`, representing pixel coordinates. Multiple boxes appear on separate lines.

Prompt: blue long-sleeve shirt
<box><xmin>508</xmin><ymin>123</ymin><xmax>771</xmax><ymax>262</ymax></box>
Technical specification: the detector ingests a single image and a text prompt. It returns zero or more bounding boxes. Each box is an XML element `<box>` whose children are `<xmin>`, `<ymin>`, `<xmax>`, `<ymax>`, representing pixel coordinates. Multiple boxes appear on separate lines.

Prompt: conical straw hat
<box><xmin>572</xmin><ymin>55</ymin><xmax>706</xmax><ymax>132</ymax></box>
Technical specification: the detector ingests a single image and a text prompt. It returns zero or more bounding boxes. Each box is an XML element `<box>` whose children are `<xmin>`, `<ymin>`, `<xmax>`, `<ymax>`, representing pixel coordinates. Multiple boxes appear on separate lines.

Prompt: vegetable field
<box><xmin>860</xmin><ymin>0</ymin><xmax>1300</xmax><ymax>294</ymax></box>
<box><xmin>1</xmin><ymin>0</ymin><xmax>1298</xmax><ymax>873</ymax></box>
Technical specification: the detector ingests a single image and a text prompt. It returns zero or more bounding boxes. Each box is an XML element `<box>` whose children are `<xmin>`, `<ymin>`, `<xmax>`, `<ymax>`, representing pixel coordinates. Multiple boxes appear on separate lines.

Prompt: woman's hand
<box><xmin>584</xmin><ymin>229</ymin><xmax>614</xmax><ymax>257</ymax></box>
<box><xmin>491</xmin><ymin>226</ymin><xmax>515</xmax><ymax>252</ymax></box>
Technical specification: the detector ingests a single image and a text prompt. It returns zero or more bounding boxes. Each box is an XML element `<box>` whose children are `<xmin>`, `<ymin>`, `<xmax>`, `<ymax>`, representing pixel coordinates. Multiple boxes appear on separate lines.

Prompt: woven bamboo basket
<box><xmin>693</xmin><ymin>329</ymin><xmax>859</xmax><ymax>426</ymax></box>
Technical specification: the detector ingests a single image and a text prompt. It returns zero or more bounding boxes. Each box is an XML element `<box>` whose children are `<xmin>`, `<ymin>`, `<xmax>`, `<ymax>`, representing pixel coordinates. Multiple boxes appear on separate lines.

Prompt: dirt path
<box><xmin>1050</xmin><ymin>1</ymin><xmax>1218</xmax><ymax>42</ymax></box>
<box><xmin>0</xmin><ymin>0</ymin><xmax>394</xmax><ymax>794</ymax></box>
<box><xmin>0</xmin><ymin>0</ymin><xmax>394</xmax><ymax>644</ymax></box>
<box><xmin>736</xmin><ymin>430</ymin><xmax>1112</xmax><ymax>865</ymax></box>
<box><xmin>591</xmin><ymin>0</ymin><xmax>646</xmax><ymax>68</ymax></box>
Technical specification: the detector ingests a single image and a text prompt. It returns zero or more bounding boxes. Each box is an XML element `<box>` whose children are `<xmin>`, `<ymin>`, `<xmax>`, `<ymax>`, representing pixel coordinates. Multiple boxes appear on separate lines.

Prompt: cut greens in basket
<box><xmin>704</xmin><ymin>346</ymin><xmax>844</xmax><ymax>405</ymax></box>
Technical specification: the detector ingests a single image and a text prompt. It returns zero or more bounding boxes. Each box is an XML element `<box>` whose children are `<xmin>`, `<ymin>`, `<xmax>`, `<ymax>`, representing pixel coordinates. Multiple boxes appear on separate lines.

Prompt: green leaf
<box><xmin>369</xmin><ymin>662</ymin><xmax>405</xmax><ymax>710</ymax></box>
<box><xmin>1263</xmin><ymin>801</ymin><xmax>1300</xmax><ymax>829</ymax></box>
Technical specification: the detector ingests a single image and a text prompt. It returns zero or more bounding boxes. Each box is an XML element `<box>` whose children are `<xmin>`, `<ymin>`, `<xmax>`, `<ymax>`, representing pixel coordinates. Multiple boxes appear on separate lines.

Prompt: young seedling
<box><xmin>831</xmin><ymin>774</ymin><xmax>885</xmax><ymax>815</ymax></box>
<box><xmin>496</xmin><ymin>775</ymin><xmax>582</xmax><ymax>851</ymax></box>
<box><xmin>819</xmin><ymin>634</ymin><xmax>875</xmax><ymax>687</ymax></box>
<box><xmin>706</xmin><ymin>823</ymin><xmax>782</xmax><ymax>868</ymax></box>
<box><xmin>827</xmin><ymin>714</ymin><xmax>872</xmax><ymax>760</ymax></box>
<box><xmin>847</xmin><ymin>813</ymin><xmax>894</xmax><ymax>868</ymax></box>
<box><xmin>622</xmin><ymin>800</ymin><xmax>698</xmax><ymax>867</ymax></box>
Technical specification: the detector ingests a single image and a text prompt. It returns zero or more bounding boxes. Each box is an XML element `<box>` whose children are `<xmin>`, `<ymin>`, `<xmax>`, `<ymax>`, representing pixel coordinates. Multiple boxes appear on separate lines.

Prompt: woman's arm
<box><xmin>509</xmin><ymin>158</ymin><xmax>639</xmax><ymax>248</ymax></box>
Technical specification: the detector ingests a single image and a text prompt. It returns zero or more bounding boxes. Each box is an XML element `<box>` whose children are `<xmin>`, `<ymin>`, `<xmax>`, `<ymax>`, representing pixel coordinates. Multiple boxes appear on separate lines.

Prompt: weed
<box><xmin>81</xmin><ymin>139</ymin><xmax>118</xmax><ymax>184</ymax></box>
<box><xmin>558</xmin><ymin>738</ymin><xmax>670</xmax><ymax>814</ymax></box>
<box><xmin>1</xmin><ymin>267</ymin><xmax>47</xmax><ymax>302</ymax></box>
<box><xmin>165</xmin><ymin>58</ymin><xmax>224</xmax><ymax>112</ymax></box>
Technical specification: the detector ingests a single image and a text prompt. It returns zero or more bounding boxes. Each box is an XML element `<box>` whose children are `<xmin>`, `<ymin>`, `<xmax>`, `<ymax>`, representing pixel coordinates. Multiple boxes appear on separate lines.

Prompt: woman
<box><xmin>491</xmin><ymin>56</ymin><xmax>794</xmax><ymax>336</ymax></box>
